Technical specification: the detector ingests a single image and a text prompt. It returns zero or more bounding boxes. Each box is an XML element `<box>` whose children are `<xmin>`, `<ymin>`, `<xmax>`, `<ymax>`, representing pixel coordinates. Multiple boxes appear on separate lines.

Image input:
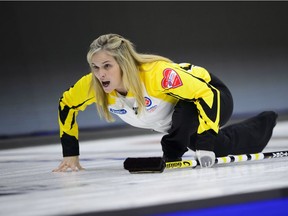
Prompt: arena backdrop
<box><xmin>0</xmin><ymin>2</ymin><xmax>287</xmax><ymax>137</ymax></box>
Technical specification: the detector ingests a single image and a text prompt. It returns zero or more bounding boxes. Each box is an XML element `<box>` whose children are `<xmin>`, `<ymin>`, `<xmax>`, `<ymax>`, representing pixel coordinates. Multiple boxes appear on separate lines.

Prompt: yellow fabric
<box><xmin>58</xmin><ymin>61</ymin><xmax>221</xmax><ymax>142</ymax></box>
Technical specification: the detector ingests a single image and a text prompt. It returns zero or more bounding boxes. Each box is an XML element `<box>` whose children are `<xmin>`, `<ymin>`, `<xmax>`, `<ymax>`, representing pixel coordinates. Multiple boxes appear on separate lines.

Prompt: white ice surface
<box><xmin>0</xmin><ymin>121</ymin><xmax>287</xmax><ymax>216</ymax></box>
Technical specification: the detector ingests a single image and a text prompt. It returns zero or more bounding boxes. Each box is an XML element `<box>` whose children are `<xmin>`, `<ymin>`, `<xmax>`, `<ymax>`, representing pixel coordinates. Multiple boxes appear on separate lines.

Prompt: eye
<box><xmin>104</xmin><ymin>64</ymin><xmax>112</xmax><ymax>70</ymax></box>
<box><xmin>91</xmin><ymin>64</ymin><xmax>99</xmax><ymax>71</ymax></box>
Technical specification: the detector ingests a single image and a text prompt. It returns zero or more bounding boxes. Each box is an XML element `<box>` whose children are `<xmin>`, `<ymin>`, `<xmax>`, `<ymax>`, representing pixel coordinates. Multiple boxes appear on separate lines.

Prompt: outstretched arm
<box><xmin>55</xmin><ymin>74</ymin><xmax>96</xmax><ymax>171</ymax></box>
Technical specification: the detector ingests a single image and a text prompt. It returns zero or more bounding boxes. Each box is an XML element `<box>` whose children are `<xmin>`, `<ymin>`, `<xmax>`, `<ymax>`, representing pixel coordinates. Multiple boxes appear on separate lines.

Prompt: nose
<box><xmin>96</xmin><ymin>68</ymin><xmax>106</xmax><ymax>78</ymax></box>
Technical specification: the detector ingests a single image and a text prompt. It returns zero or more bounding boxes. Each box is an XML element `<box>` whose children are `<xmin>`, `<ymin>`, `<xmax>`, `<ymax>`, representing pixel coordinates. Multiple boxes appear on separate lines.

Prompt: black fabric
<box><xmin>162</xmin><ymin>155</ymin><xmax>182</xmax><ymax>162</ymax></box>
<box><xmin>161</xmin><ymin>107</ymin><xmax>278</xmax><ymax>158</ymax></box>
<box><xmin>161</xmin><ymin>72</ymin><xmax>278</xmax><ymax>159</ymax></box>
<box><xmin>61</xmin><ymin>132</ymin><xmax>80</xmax><ymax>157</ymax></box>
<box><xmin>213</xmin><ymin>111</ymin><xmax>278</xmax><ymax>157</ymax></box>
<box><xmin>161</xmin><ymin>101</ymin><xmax>198</xmax><ymax>159</ymax></box>
<box><xmin>161</xmin><ymin>73</ymin><xmax>234</xmax><ymax>158</ymax></box>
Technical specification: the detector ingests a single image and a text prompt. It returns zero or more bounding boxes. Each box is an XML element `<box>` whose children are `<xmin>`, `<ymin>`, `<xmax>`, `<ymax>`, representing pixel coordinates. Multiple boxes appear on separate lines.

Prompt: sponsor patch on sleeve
<box><xmin>161</xmin><ymin>68</ymin><xmax>183</xmax><ymax>89</ymax></box>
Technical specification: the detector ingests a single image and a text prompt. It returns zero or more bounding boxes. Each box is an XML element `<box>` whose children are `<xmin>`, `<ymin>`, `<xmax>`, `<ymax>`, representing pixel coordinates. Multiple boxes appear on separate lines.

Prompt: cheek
<box><xmin>111</xmin><ymin>68</ymin><xmax>122</xmax><ymax>80</ymax></box>
<box><xmin>118</xmin><ymin>70</ymin><xmax>123</xmax><ymax>79</ymax></box>
<box><xmin>117</xmin><ymin>67</ymin><xmax>123</xmax><ymax>79</ymax></box>
<box><xmin>116</xmin><ymin>72</ymin><xmax>123</xmax><ymax>83</ymax></box>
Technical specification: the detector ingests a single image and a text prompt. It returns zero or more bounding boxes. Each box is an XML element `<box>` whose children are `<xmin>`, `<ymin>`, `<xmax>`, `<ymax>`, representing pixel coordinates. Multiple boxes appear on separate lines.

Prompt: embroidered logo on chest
<box><xmin>144</xmin><ymin>96</ymin><xmax>157</xmax><ymax>112</ymax></box>
<box><xmin>161</xmin><ymin>68</ymin><xmax>183</xmax><ymax>89</ymax></box>
<box><xmin>109</xmin><ymin>108</ymin><xmax>127</xmax><ymax>114</ymax></box>
<box><xmin>144</xmin><ymin>97</ymin><xmax>152</xmax><ymax>107</ymax></box>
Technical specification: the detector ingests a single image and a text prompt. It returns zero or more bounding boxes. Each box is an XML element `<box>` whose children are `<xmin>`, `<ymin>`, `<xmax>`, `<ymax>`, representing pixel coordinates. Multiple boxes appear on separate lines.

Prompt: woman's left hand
<box><xmin>52</xmin><ymin>156</ymin><xmax>85</xmax><ymax>172</ymax></box>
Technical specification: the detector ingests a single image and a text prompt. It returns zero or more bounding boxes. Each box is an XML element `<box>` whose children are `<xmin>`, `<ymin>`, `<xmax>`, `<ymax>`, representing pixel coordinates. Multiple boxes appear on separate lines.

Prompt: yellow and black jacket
<box><xmin>59</xmin><ymin>61</ymin><xmax>222</xmax><ymax>156</ymax></box>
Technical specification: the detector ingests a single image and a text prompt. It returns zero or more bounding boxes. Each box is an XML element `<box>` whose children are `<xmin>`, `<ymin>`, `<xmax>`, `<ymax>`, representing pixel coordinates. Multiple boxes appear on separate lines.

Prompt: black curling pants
<box><xmin>161</xmin><ymin>84</ymin><xmax>278</xmax><ymax>159</ymax></box>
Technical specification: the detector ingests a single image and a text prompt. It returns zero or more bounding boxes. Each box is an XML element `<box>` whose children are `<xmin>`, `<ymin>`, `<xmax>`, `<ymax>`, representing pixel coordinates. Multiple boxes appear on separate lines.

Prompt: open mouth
<box><xmin>102</xmin><ymin>81</ymin><xmax>110</xmax><ymax>88</ymax></box>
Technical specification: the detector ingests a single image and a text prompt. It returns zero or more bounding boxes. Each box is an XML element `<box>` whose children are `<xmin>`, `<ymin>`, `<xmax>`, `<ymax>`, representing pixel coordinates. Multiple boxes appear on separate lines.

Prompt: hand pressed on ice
<box><xmin>52</xmin><ymin>156</ymin><xmax>85</xmax><ymax>172</ymax></box>
<box><xmin>196</xmin><ymin>150</ymin><xmax>216</xmax><ymax>168</ymax></box>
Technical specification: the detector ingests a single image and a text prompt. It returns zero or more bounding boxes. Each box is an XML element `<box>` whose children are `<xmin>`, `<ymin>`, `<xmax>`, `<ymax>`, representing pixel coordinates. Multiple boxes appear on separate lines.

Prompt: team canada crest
<box><xmin>161</xmin><ymin>68</ymin><xmax>183</xmax><ymax>89</ymax></box>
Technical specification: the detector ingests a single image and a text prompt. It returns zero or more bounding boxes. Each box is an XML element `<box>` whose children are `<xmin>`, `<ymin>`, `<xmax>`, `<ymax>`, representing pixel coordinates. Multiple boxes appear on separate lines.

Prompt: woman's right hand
<box><xmin>52</xmin><ymin>156</ymin><xmax>85</xmax><ymax>172</ymax></box>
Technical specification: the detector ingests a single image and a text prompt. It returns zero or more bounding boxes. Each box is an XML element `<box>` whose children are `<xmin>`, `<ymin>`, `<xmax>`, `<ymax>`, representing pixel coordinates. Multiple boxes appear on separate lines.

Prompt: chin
<box><xmin>103</xmin><ymin>88</ymin><xmax>113</xmax><ymax>94</ymax></box>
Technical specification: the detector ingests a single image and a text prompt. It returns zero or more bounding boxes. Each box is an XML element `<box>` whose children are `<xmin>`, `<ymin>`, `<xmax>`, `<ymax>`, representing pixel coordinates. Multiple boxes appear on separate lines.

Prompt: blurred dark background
<box><xmin>0</xmin><ymin>2</ymin><xmax>287</xmax><ymax>143</ymax></box>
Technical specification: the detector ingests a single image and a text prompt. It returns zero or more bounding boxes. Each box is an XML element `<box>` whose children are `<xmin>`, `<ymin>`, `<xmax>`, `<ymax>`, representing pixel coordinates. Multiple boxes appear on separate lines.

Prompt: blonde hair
<box><xmin>87</xmin><ymin>33</ymin><xmax>172</xmax><ymax>121</ymax></box>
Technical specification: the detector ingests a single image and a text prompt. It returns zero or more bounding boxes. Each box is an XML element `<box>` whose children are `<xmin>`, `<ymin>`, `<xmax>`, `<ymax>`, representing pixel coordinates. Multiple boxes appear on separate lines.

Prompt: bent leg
<box><xmin>213</xmin><ymin>111</ymin><xmax>278</xmax><ymax>157</ymax></box>
<box><xmin>161</xmin><ymin>101</ymin><xmax>199</xmax><ymax>159</ymax></box>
